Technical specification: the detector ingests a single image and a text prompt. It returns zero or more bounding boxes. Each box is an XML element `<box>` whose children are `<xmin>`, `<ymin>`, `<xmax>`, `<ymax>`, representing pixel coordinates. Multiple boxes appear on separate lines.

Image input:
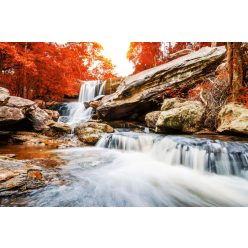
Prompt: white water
<box><xmin>4</xmin><ymin>132</ymin><xmax>248</xmax><ymax>206</ymax></box>
<box><xmin>97</xmin><ymin>132</ymin><xmax>248</xmax><ymax>177</ymax></box>
<box><xmin>58</xmin><ymin>80</ymin><xmax>106</xmax><ymax>125</ymax></box>
<box><xmin>15</xmin><ymin>146</ymin><xmax>248</xmax><ymax>207</ymax></box>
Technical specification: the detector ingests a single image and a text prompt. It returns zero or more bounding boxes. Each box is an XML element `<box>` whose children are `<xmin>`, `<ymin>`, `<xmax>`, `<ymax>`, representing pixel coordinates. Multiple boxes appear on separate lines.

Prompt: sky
<box><xmin>100</xmin><ymin>41</ymin><xmax>134</xmax><ymax>77</ymax></box>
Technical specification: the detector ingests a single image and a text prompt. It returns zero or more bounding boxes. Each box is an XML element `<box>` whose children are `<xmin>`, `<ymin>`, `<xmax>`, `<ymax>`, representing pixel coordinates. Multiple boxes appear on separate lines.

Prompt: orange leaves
<box><xmin>0</xmin><ymin>42</ymin><xmax>116</xmax><ymax>101</ymax></box>
<box><xmin>127</xmin><ymin>42</ymin><xmax>164</xmax><ymax>74</ymax></box>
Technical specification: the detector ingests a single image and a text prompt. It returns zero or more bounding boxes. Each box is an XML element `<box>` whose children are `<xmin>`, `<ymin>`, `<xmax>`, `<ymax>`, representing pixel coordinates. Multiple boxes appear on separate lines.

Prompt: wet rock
<box><xmin>74</xmin><ymin>122</ymin><xmax>114</xmax><ymax>145</ymax></box>
<box><xmin>10</xmin><ymin>131</ymin><xmax>79</xmax><ymax>148</ymax></box>
<box><xmin>156</xmin><ymin>98</ymin><xmax>205</xmax><ymax>133</ymax></box>
<box><xmin>45</xmin><ymin>121</ymin><xmax>71</xmax><ymax>137</ymax></box>
<box><xmin>44</xmin><ymin>109</ymin><xmax>60</xmax><ymax>121</ymax></box>
<box><xmin>217</xmin><ymin>103</ymin><xmax>248</xmax><ymax>136</ymax></box>
<box><xmin>145</xmin><ymin>111</ymin><xmax>161</xmax><ymax>129</ymax></box>
<box><xmin>97</xmin><ymin>46</ymin><xmax>226</xmax><ymax>120</ymax></box>
<box><xmin>89</xmin><ymin>100</ymin><xmax>101</xmax><ymax>109</ymax></box>
<box><xmin>0</xmin><ymin>87</ymin><xmax>10</xmax><ymax>106</ymax></box>
<box><xmin>0</xmin><ymin>156</ymin><xmax>61</xmax><ymax>197</ymax></box>
<box><xmin>0</xmin><ymin>168</ymin><xmax>18</xmax><ymax>182</ymax></box>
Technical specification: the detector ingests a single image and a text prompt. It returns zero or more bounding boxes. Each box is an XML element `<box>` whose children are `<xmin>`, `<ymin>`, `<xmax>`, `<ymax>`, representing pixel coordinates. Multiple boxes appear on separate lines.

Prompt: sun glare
<box><xmin>101</xmin><ymin>41</ymin><xmax>134</xmax><ymax>77</ymax></box>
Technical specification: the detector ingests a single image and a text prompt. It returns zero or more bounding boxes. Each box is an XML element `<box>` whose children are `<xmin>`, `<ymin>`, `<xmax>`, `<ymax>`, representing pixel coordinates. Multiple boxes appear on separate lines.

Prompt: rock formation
<box><xmin>97</xmin><ymin>46</ymin><xmax>226</xmax><ymax>120</ymax></box>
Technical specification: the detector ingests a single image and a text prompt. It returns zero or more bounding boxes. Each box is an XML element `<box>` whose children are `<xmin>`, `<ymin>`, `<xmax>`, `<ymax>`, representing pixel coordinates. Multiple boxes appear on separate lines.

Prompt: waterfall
<box><xmin>97</xmin><ymin>132</ymin><xmax>248</xmax><ymax>178</ymax></box>
<box><xmin>58</xmin><ymin>80</ymin><xmax>106</xmax><ymax>125</ymax></box>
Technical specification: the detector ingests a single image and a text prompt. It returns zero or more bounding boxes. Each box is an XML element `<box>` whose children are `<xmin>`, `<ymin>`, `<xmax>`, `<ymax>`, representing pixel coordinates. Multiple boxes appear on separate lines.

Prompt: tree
<box><xmin>127</xmin><ymin>42</ymin><xmax>163</xmax><ymax>74</ymax></box>
<box><xmin>0</xmin><ymin>42</ymin><xmax>116</xmax><ymax>101</ymax></box>
<box><xmin>227</xmin><ymin>42</ymin><xmax>244</xmax><ymax>102</ymax></box>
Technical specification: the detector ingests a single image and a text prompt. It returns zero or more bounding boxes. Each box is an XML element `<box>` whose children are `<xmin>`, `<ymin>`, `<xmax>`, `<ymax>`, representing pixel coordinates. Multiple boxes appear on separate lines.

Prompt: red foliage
<box><xmin>0</xmin><ymin>42</ymin><xmax>116</xmax><ymax>101</ymax></box>
<box><xmin>127</xmin><ymin>42</ymin><xmax>164</xmax><ymax>74</ymax></box>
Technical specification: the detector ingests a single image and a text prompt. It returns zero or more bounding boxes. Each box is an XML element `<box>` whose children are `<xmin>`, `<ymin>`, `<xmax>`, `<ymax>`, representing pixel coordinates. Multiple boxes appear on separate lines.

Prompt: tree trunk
<box><xmin>227</xmin><ymin>42</ymin><xmax>244</xmax><ymax>102</ymax></box>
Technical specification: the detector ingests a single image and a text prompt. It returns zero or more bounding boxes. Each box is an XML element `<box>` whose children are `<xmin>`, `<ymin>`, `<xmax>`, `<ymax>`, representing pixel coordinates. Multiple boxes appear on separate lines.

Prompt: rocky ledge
<box><xmin>0</xmin><ymin>155</ymin><xmax>65</xmax><ymax>197</ymax></box>
<box><xmin>0</xmin><ymin>87</ymin><xmax>70</xmax><ymax>135</ymax></box>
<box><xmin>97</xmin><ymin>46</ymin><xmax>226</xmax><ymax>120</ymax></box>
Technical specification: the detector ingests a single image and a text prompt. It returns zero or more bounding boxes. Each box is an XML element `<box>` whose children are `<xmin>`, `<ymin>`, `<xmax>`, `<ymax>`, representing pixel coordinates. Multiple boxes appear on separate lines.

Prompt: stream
<box><xmin>1</xmin><ymin>132</ymin><xmax>248</xmax><ymax>207</ymax></box>
<box><xmin>1</xmin><ymin>81</ymin><xmax>248</xmax><ymax>206</ymax></box>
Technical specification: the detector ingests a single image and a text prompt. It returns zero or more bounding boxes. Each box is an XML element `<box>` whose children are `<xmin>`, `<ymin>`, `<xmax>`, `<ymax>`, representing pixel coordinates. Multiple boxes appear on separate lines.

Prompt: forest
<box><xmin>1</xmin><ymin>41</ymin><xmax>248</xmax><ymax>207</ymax></box>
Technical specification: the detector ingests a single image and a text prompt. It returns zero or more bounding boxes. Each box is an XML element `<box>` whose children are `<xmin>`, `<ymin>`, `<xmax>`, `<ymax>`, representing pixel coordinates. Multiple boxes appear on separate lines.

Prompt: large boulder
<box><xmin>0</xmin><ymin>87</ymin><xmax>10</xmax><ymax>106</ymax></box>
<box><xmin>74</xmin><ymin>122</ymin><xmax>114</xmax><ymax>145</ymax></box>
<box><xmin>97</xmin><ymin>46</ymin><xmax>226</xmax><ymax>120</ymax></box>
<box><xmin>217</xmin><ymin>103</ymin><xmax>248</xmax><ymax>136</ymax></box>
<box><xmin>156</xmin><ymin>98</ymin><xmax>205</xmax><ymax>133</ymax></box>
<box><xmin>145</xmin><ymin>111</ymin><xmax>161</xmax><ymax>129</ymax></box>
<box><xmin>0</xmin><ymin>88</ymin><xmax>54</xmax><ymax>132</ymax></box>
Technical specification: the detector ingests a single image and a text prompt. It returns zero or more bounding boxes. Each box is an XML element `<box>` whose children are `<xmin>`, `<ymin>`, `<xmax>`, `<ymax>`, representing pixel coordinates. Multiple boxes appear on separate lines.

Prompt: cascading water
<box><xmin>97</xmin><ymin>132</ymin><xmax>248</xmax><ymax>178</ymax></box>
<box><xmin>58</xmin><ymin>80</ymin><xmax>106</xmax><ymax>125</ymax></box>
<box><xmin>3</xmin><ymin>131</ymin><xmax>248</xmax><ymax>207</ymax></box>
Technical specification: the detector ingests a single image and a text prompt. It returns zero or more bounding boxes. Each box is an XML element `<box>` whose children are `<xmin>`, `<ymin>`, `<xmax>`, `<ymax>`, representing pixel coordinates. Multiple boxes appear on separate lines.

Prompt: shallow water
<box><xmin>1</xmin><ymin>133</ymin><xmax>248</xmax><ymax>207</ymax></box>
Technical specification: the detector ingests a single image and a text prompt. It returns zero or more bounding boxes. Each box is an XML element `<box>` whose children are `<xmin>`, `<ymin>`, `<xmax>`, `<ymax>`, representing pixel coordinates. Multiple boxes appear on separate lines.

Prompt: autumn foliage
<box><xmin>127</xmin><ymin>42</ymin><xmax>165</xmax><ymax>74</ymax></box>
<box><xmin>0</xmin><ymin>42</ymin><xmax>116</xmax><ymax>101</ymax></box>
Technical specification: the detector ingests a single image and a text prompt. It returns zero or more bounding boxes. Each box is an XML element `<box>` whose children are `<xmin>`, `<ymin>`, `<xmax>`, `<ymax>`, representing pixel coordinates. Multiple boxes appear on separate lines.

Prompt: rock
<box><xmin>97</xmin><ymin>46</ymin><xmax>226</xmax><ymax>120</ymax></box>
<box><xmin>215</xmin><ymin>62</ymin><xmax>227</xmax><ymax>76</ymax></box>
<box><xmin>156</xmin><ymin>98</ymin><xmax>205</xmax><ymax>133</ymax></box>
<box><xmin>167</xmin><ymin>49</ymin><xmax>192</xmax><ymax>61</ymax></box>
<box><xmin>10</xmin><ymin>131</ymin><xmax>77</xmax><ymax>148</ymax></box>
<box><xmin>45</xmin><ymin>121</ymin><xmax>71</xmax><ymax>136</ymax></box>
<box><xmin>6</xmin><ymin>96</ymin><xmax>35</xmax><ymax>108</ymax></box>
<box><xmin>74</xmin><ymin>122</ymin><xmax>114</xmax><ymax>145</ymax></box>
<box><xmin>0</xmin><ymin>87</ymin><xmax>10</xmax><ymax>106</ymax></box>
<box><xmin>145</xmin><ymin>111</ymin><xmax>161</xmax><ymax>129</ymax></box>
<box><xmin>0</xmin><ymin>106</ymin><xmax>25</xmax><ymax>125</ymax></box>
<box><xmin>44</xmin><ymin>109</ymin><xmax>60</xmax><ymax>121</ymax></box>
<box><xmin>217</xmin><ymin>103</ymin><xmax>248</xmax><ymax>136</ymax></box>
<box><xmin>89</xmin><ymin>100</ymin><xmax>101</xmax><ymax>109</ymax></box>
<box><xmin>0</xmin><ymin>158</ymin><xmax>45</xmax><ymax>195</ymax></box>
<box><xmin>0</xmin><ymin>168</ymin><xmax>18</xmax><ymax>182</ymax></box>
<box><xmin>34</xmin><ymin>99</ymin><xmax>46</xmax><ymax>108</ymax></box>
<box><xmin>28</xmin><ymin>107</ymin><xmax>51</xmax><ymax>131</ymax></box>
<box><xmin>106</xmin><ymin>120</ymin><xmax>146</xmax><ymax>130</ymax></box>
<box><xmin>0</xmin><ymin>90</ymin><xmax>56</xmax><ymax>132</ymax></box>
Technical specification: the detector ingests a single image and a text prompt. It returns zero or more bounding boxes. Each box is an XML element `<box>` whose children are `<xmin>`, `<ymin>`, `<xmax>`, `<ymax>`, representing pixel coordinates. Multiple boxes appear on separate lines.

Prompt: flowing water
<box><xmin>58</xmin><ymin>80</ymin><xmax>106</xmax><ymax>125</ymax></box>
<box><xmin>2</xmin><ymin>131</ymin><xmax>248</xmax><ymax>207</ymax></box>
